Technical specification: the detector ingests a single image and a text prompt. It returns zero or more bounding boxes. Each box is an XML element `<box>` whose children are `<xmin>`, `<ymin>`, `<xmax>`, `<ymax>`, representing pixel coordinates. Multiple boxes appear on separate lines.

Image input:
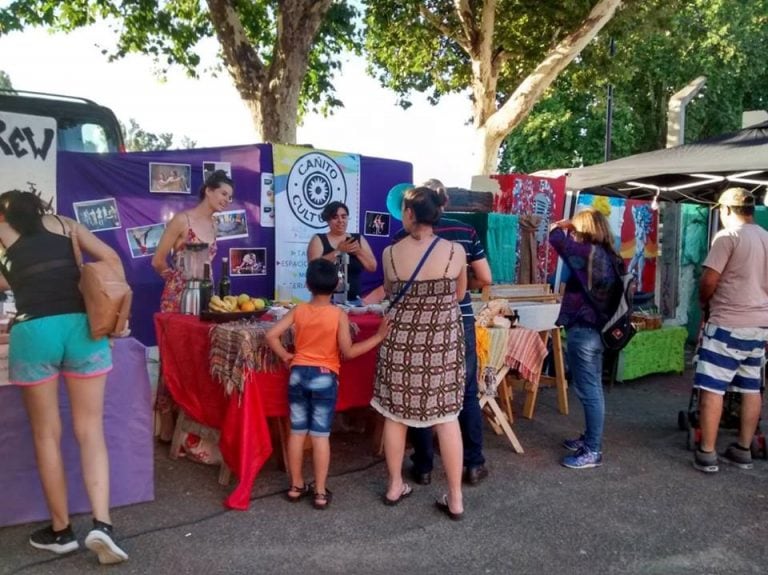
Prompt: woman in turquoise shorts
<box><xmin>0</xmin><ymin>190</ymin><xmax>129</xmax><ymax>564</ymax></box>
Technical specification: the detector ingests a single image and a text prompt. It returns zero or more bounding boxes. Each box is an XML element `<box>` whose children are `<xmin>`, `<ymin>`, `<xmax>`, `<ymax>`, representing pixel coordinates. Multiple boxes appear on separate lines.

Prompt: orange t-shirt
<box><xmin>291</xmin><ymin>303</ymin><xmax>343</xmax><ymax>375</ymax></box>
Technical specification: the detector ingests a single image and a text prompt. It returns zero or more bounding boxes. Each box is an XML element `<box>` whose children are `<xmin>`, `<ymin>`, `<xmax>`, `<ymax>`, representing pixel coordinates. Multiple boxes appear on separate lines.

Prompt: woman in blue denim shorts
<box><xmin>266</xmin><ymin>259</ymin><xmax>389</xmax><ymax>509</ymax></box>
<box><xmin>0</xmin><ymin>190</ymin><xmax>129</xmax><ymax>564</ymax></box>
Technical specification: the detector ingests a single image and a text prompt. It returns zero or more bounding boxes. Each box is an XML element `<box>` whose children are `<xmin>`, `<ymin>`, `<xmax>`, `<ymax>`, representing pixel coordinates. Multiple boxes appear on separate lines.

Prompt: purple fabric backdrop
<box><xmin>56</xmin><ymin>145</ymin><xmax>412</xmax><ymax>345</ymax></box>
<box><xmin>0</xmin><ymin>337</ymin><xmax>154</xmax><ymax>527</ymax></box>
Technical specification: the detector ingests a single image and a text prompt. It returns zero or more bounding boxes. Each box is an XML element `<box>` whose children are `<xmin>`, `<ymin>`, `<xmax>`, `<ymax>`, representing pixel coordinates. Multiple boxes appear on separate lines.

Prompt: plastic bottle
<box><xmin>218</xmin><ymin>258</ymin><xmax>231</xmax><ymax>298</ymax></box>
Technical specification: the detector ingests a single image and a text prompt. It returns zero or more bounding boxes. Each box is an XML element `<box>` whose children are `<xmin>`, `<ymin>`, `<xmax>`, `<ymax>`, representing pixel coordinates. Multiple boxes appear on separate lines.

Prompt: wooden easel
<box><xmin>479</xmin><ymin>284</ymin><xmax>569</xmax><ymax>421</ymax></box>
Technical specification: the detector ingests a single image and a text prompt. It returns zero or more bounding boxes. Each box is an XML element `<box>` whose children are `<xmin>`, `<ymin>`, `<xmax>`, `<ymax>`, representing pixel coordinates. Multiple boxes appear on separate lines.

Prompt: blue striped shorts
<box><xmin>693</xmin><ymin>323</ymin><xmax>768</xmax><ymax>395</ymax></box>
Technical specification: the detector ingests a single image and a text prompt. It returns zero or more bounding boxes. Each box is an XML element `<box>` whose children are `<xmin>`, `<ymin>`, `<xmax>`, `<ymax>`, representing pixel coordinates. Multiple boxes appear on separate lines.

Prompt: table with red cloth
<box><xmin>154</xmin><ymin>312</ymin><xmax>381</xmax><ymax>510</ymax></box>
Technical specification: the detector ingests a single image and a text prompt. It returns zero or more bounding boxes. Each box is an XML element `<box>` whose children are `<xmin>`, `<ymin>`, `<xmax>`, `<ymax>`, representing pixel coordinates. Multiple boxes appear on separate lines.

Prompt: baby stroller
<box><xmin>677</xmin><ymin>324</ymin><xmax>768</xmax><ymax>458</ymax></box>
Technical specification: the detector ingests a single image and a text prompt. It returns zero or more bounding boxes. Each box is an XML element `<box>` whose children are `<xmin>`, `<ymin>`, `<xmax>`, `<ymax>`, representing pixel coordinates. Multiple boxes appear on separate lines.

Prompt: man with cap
<box><xmin>693</xmin><ymin>187</ymin><xmax>768</xmax><ymax>473</ymax></box>
<box><xmin>394</xmin><ymin>178</ymin><xmax>493</xmax><ymax>485</ymax></box>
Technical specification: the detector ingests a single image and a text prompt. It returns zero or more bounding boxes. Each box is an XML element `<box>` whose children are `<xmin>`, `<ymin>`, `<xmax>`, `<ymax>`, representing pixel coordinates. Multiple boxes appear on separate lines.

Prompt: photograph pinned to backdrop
<box><xmin>149</xmin><ymin>162</ymin><xmax>191</xmax><ymax>194</ymax></box>
<box><xmin>214</xmin><ymin>209</ymin><xmax>249</xmax><ymax>240</ymax></box>
<box><xmin>203</xmin><ymin>161</ymin><xmax>232</xmax><ymax>182</ymax></box>
<box><xmin>73</xmin><ymin>198</ymin><xmax>121</xmax><ymax>232</ymax></box>
<box><xmin>125</xmin><ymin>222</ymin><xmax>166</xmax><ymax>258</ymax></box>
<box><xmin>260</xmin><ymin>172</ymin><xmax>275</xmax><ymax>228</ymax></box>
<box><xmin>230</xmin><ymin>247</ymin><xmax>267</xmax><ymax>276</ymax></box>
<box><xmin>364</xmin><ymin>211</ymin><xmax>390</xmax><ymax>237</ymax></box>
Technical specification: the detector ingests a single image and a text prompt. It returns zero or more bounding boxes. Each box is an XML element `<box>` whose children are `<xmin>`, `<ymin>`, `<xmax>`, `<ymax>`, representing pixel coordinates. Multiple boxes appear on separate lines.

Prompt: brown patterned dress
<box><xmin>371</xmin><ymin>246</ymin><xmax>466</xmax><ymax>427</ymax></box>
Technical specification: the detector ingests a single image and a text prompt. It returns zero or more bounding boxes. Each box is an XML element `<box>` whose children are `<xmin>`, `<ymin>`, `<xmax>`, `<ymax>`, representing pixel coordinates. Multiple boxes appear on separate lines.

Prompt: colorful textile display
<box><xmin>486</xmin><ymin>213</ymin><xmax>519</xmax><ymax>283</ymax></box>
<box><xmin>504</xmin><ymin>327</ymin><xmax>549</xmax><ymax>385</ymax></box>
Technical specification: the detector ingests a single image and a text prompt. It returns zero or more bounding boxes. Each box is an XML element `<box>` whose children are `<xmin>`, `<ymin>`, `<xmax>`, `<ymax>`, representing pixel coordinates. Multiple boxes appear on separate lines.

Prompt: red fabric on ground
<box><xmin>154</xmin><ymin>312</ymin><xmax>381</xmax><ymax>510</ymax></box>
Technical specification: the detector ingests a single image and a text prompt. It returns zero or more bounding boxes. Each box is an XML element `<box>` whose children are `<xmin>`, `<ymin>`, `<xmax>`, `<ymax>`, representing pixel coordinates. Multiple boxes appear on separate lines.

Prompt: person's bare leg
<box><xmin>698</xmin><ymin>390</ymin><xmax>724</xmax><ymax>452</ymax></box>
<box><xmin>311</xmin><ymin>436</ymin><xmax>331</xmax><ymax>494</ymax></box>
<box><xmin>435</xmin><ymin>420</ymin><xmax>464</xmax><ymax>514</ymax></box>
<box><xmin>287</xmin><ymin>432</ymin><xmax>307</xmax><ymax>489</ymax></box>
<box><xmin>22</xmin><ymin>378</ymin><xmax>69</xmax><ymax>530</ymax></box>
<box><xmin>383</xmin><ymin>419</ymin><xmax>407</xmax><ymax>500</ymax></box>
<box><xmin>67</xmin><ymin>374</ymin><xmax>111</xmax><ymax>524</ymax></box>
<box><xmin>738</xmin><ymin>393</ymin><xmax>762</xmax><ymax>448</ymax></box>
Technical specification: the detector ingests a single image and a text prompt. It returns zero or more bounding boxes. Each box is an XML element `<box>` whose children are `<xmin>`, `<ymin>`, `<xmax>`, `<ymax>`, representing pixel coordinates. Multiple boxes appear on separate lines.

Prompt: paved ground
<box><xmin>2</xmin><ymin>366</ymin><xmax>768</xmax><ymax>575</ymax></box>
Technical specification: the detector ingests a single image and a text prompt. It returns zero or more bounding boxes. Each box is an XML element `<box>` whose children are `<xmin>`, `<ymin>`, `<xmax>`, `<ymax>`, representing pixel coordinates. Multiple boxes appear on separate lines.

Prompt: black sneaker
<box><xmin>720</xmin><ymin>442</ymin><xmax>754</xmax><ymax>470</ymax></box>
<box><xmin>29</xmin><ymin>524</ymin><xmax>79</xmax><ymax>554</ymax></box>
<box><xmin>84</xmin><ymin>520</ymin><xmax>128</xmax><ymax>564</ymax></box>
<box><xmin>693</xmin><ymin>449</ymin><xmax>719</xmax><ymax>473</ymax></box>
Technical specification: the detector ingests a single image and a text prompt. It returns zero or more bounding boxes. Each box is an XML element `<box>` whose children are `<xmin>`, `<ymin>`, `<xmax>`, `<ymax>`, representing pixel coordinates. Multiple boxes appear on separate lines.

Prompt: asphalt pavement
<box><xmin>2</xmin><ymin>367</ymin><xmax>768</xmax><ymax>575</ymax></box>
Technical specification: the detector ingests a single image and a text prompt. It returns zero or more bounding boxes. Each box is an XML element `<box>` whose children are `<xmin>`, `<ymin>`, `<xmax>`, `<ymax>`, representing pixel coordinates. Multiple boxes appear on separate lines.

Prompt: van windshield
<box><xmin>58</xmin><ymin>119</ymin><xmax>113</xmax><ymax>153</ymax></box>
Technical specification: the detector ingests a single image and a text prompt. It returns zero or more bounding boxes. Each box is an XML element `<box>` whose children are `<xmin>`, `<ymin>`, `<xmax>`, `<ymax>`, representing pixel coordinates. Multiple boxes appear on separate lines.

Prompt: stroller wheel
<box><xmin>678</xmin><ymin>410</ymin><xmax>690</xmax><ymax>431</ymax></box>
<box><xmin>686</xmin><ymin>428</ymin><xmax>698</xmax><ymax>451</ymax></box>
<box><xmin>750</xmin><ymin>435</ymin><xmax>768</xmax><ymax>460</ymax></box>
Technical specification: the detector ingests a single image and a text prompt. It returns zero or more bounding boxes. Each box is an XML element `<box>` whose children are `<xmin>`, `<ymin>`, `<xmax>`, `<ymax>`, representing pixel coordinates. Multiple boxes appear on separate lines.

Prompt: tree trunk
<box><xmin>471</xmin><ymin>0</ymin><xmax>622</xmax><ymax>175</ymax></box>
<box><xmin>206</xmin><ymin>0</ymin><xmax>332</xmax><ymax>144</ymax></box>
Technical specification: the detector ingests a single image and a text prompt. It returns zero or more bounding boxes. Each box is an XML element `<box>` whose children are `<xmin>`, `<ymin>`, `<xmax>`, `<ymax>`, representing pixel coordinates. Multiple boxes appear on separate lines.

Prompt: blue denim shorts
<box><xmin>288</xmin><ymin>365</ymin><xmax>338</xmax><ymax>437</ymax></box>
<box><xmin>9</xmin><ymin>313</ymin><xmax>112</xmax><ymax>386</ymax></box>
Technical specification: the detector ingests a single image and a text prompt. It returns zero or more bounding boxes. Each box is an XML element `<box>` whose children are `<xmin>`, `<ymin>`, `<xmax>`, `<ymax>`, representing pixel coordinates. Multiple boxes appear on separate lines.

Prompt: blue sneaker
<box><xmin>561</xmin><ymin>447</ymin><xmax>602</xmax><ymax>469</ymax></box>
<box><xmin>562</xmin><ymin>434</ymin><xmax>585</xmax><ymax>452</ymax></box>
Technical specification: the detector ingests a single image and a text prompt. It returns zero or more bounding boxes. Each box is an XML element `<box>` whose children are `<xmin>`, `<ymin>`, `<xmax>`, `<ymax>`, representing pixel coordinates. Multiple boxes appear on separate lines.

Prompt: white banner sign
<box><xmin>0</xmin><ymin>111</ymin><xmax>57</xmax><ymax>210</ymax></box>
<box><xmin>273</xmin><ymin>145</ymin><xmax>360</xmax><ymax>302</ymax></box>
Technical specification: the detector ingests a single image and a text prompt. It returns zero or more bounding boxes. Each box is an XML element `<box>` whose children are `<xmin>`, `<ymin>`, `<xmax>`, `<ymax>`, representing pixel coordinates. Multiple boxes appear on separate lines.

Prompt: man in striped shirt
<box><xmin>396</xmin><ymin>179</ymin><xmax>493</xmax><ymax>486</ymax></box>
<box><xmin>693</xmin><ymin>187</ymin><xmax>768</xmax><ymax>473</ymax></box>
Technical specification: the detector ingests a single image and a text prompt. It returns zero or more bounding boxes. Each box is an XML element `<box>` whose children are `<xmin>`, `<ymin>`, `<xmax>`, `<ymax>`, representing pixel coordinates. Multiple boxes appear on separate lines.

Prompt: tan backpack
<box><xmin>69</xmin><ymin>222</ymin><xmax>132</xmax><ymax>339</ymax></box>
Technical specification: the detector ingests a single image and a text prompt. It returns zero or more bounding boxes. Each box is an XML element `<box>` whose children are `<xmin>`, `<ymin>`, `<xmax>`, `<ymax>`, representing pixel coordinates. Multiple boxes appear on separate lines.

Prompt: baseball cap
<box><xmin>714</xmin><ymin>187</ymin><xmax>755</xmax><ymax>208</ymax></box>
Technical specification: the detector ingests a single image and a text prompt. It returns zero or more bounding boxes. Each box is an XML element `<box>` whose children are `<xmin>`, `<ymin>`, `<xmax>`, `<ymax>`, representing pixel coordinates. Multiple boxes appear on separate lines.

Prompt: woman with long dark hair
<box><xmin>0</xmin><ymin>189</ymin><xmax>129</xmax><ymax>563</ymax></box>
<box><xmin>151</xmin><ymin>170</ymin><xmax>234</xmax><ymax>442</ymax></box>
<box><xmin>549</xmin><ymin>208</ymin><xmax>621</xmax><ymax>469</ymax></box>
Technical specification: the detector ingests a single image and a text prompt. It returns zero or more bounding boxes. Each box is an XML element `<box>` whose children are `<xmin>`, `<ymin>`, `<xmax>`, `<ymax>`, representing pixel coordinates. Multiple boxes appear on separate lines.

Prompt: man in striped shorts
<box><xmin>693</xmin><ymin>187</ymin><xmax>768</xmax><ymax>473</ymax></box>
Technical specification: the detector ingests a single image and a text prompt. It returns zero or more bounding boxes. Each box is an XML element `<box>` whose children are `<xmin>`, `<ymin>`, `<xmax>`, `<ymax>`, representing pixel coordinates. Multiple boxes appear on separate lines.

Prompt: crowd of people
<box><xmin>3</xmin><ymin>179</ymin><xmax>767</xmax><ymax>562</ymax></box>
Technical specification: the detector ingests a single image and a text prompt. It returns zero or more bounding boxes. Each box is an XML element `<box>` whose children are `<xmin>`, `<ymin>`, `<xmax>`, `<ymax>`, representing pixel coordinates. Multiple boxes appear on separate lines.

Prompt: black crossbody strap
<box><xmin>575</xmin><ymin>246</ymin><xmax>622</xmax><ymax>319</ymax></box>
<box><xmin>390</xmin><ymin>237</ymin><xmax>440</xmax><ymax>308</ymax></box>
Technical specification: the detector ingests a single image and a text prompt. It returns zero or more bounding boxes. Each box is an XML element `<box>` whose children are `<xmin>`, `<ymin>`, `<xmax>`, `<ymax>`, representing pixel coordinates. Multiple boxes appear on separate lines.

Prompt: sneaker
<box><xmin>29</xmin><ymin>524</ymin><xmax>79</xmax><ymax>554</ymax></box>
<box><xmin>561</xmin><ymin>447</ymin><xmax>602</xmax><ymax>469</ymax></box>
<box><xmin>693</xmin><ymin>448</ymin><xmax>719</xmax><ymax>473</ymax></box>
<box><xmin>84</xmin><ymin>520</ymin><xmax>128</xmax><ymax>565</ymax></box>
<box><xmin>562</xmin><ymin>434</ymin><xmax>586</xmax><ymax>452</ymax></box>
<box><xmin>720</xmin><ymin>442</ymin><xmax>754</xmax><ymax>470</ymax></box>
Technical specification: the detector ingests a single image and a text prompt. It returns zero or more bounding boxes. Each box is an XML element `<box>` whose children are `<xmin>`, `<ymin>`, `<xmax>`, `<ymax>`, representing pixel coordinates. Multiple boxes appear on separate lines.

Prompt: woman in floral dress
<box><xmin>151</xmin><ymin>170</ymin><xmax>233</xmax><ymax>443</ymax></box>
<box><xmin>371</xmin><ymin>186</ymin><xmax>467</xmax><ymax>519</ymax></box>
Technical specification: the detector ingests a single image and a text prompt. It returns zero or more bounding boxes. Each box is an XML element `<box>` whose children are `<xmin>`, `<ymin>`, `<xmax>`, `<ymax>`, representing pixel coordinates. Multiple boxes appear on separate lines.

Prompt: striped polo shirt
<box><xmin>394</xmin><ymin>216</ymin><xmax>486</xmax><ymax>318</ymax></box>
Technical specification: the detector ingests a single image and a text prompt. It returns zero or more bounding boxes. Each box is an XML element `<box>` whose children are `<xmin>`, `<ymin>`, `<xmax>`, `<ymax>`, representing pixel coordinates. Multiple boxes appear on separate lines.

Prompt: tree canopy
<box><xmin>499</xmin><ymin>0</ymin><xmax>768</xmax><ymax>173</ymax></box>
<box><xmin>363</xmin><ymin>0</ymin><xmax>622</xmax><ymax>174</ymax></box>
<box><xmin>0</xmin><ymin>1</ymin><xmax>360</xmax><ymax>144</ymax></box>
<box><xmin>121</xmin><ymin>119</ymin><xmax>196</xmax><ymax>152</ymax></box>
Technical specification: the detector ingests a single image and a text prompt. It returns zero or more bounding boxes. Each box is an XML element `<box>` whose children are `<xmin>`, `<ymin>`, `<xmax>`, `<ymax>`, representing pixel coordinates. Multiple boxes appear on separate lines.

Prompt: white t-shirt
<box><xmin>703</xmin><ymin>222</ymin><xmax>768</xmax><ymax>328</ymax></box>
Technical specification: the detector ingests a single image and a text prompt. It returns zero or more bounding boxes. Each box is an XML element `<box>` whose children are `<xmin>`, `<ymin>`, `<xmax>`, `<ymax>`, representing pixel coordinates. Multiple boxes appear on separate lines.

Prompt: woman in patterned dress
<box><xmin>151</xmin><ymin>170</ymin><xmax>234</xmax><ymax>442</ymax></box>
<box><xmin>371</xmin><ymin>186</ymin><xmax>467</xmax><ymax>519</ymax></box>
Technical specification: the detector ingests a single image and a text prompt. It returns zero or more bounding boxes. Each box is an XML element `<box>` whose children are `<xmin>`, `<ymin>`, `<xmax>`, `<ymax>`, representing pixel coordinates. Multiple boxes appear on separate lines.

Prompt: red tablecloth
<box><xmin>154</xmin><ymin>312</ymin><xmax>381</xmax><ymax>510</ymax></box>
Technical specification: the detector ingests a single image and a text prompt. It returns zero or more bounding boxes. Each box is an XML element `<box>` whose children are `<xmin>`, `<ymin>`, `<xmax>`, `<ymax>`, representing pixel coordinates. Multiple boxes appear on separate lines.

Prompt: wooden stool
<box><xmin>169</xmin><ymin>410</ymin><xmax>232</xmax><ymax>486</ymax></box>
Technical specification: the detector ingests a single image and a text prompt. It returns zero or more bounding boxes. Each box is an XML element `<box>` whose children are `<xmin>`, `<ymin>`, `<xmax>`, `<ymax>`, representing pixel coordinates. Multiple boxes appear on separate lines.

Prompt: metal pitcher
<box><xmin>180</xmin><ymin>279</ymin><xmax>202</xmax><ymax>315</ymax></box>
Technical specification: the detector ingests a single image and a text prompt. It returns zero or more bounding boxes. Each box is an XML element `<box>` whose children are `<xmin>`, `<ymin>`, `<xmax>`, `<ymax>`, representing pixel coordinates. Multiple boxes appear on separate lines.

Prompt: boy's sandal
<box><xmin>312</xmin><ymin>488</ymin><xmax>333</xmax><ymax>510</ymax></box>
<box><xmin>285</xmin><ymin>483</ymin><xmax>311</xmax><ymax>503</ymax></box>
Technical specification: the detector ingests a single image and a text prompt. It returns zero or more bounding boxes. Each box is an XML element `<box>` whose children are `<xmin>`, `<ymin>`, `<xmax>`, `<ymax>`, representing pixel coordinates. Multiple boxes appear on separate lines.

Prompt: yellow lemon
<box><xmin>252</xmin><ymin>298</ymin><xmax>266</xmax><ymax>311</ymax></box>
<box><xmin>237</xmin><ymin>293</ymin><xmax>251</xmax><ymax>305</ymax></box>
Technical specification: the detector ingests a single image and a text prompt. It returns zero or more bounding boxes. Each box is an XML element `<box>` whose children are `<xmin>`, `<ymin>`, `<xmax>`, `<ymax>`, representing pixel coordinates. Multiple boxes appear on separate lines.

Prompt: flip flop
<box><xmin>382</xmin><ymin>483</ymin><xmax>413</xmax><ymax>506</ymax></box>
<box><xmin>435</xmin><ymin>494</ymin><xmax>464</xmax><ymax>521</ymax></box>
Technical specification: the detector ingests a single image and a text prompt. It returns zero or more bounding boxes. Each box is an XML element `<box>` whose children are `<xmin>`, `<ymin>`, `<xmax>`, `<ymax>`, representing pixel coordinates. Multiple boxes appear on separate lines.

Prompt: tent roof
<box><xmin>537</xmin><ymin>121</ymin><xmax>768</xmax><ymax>203</ymax></box>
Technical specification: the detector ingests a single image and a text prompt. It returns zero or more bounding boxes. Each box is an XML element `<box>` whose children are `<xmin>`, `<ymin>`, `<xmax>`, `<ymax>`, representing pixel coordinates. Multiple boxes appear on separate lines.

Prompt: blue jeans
<box><xmin>410</xmin><ymin>315</ymin><xmax>485</xmax><ymax>472</ymax></box>
<box><xmin>565</xmin><ymin>326</ymin><xmax>605</xmax><ymax>453</ymax></box>
<box><xmin>288</xmin><ymin>366</ymin><xmax>338</xmax><ymax>437</ymax></box>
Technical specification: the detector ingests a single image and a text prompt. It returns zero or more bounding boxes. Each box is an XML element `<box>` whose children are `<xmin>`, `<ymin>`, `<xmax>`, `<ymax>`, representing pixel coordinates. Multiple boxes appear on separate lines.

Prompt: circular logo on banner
<box><xmin>286</xmin><ymin>152</ymin><xmax>347</xmax><ymax>228</ymax></box>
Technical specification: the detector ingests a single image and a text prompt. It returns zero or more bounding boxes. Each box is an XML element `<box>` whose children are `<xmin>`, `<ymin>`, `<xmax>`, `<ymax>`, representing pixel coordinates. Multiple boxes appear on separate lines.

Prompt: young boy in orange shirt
<box><xmin>266</xmin><ymin>258</ymin><xmax>389</xmax><ymax>509</ymax></box>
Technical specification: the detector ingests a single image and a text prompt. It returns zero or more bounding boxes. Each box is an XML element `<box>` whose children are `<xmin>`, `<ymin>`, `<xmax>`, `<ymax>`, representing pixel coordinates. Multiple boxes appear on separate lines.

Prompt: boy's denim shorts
<box><xmin>288</xmin><ymin>365</ymin><xmax>338</xmax><ymax>437</ymax></box>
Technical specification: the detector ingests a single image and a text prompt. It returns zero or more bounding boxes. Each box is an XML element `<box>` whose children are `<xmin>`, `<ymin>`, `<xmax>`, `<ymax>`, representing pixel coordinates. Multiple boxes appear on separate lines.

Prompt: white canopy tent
<box><xmin>534</xmin><ymin>121</ymin><xmax>768</xmax><ymax>204</ymax></box>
